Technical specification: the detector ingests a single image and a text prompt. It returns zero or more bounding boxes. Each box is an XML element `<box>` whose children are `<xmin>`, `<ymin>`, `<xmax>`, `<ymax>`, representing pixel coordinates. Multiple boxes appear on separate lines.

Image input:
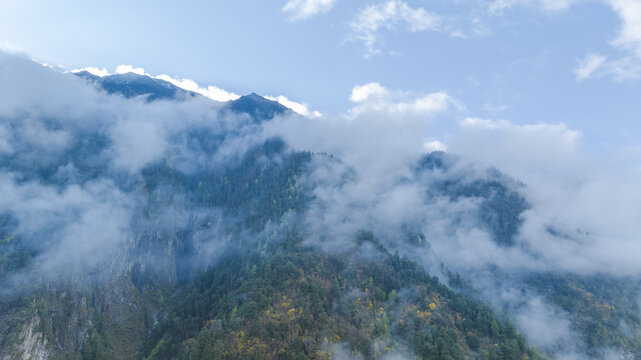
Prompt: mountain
<box><xmin>229</xmin><ymin>93</ymin><xmax>291</xmax><ymax>121</ymax></box>
<box><xmin>76</xmin><ymin>72</ymin><xmax>290</xmax><ymax>122</ymax></box>
<box><xmin>0</xmin><ymin>143</ymin><xmax>537</xmax><ymax>360</ymax></box>
<box><xmin>1</xmin><ymin>54</ymin><xmax>641</xmax><ymax>360</ymax></box>
<box><xmin>75</xmin><ymin>71</ymin><xmax>198</xmax><ymax>101</ymax></box>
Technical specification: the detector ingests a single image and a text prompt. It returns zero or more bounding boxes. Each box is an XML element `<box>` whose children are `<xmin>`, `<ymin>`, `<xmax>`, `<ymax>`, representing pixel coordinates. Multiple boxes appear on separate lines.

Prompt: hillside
<box><xmin>0</xmin><ymin>52</ymin><xmax>640</xmax><ymax>360</ymax></box>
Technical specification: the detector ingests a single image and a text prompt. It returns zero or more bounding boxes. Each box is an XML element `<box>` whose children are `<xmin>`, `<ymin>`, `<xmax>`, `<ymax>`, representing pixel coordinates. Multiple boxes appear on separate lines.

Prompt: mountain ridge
<box><xmin>74</xmin><ymin>71</ymin><xmax>291</xmax><ymax>121</ymax></box>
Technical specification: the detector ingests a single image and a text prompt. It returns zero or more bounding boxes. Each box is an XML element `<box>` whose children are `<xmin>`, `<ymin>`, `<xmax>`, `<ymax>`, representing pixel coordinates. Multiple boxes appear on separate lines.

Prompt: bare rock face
<box><xmin>17</xmin><ymin>316</ymin><xmax>49</xmax><ymax>360</ymax></box>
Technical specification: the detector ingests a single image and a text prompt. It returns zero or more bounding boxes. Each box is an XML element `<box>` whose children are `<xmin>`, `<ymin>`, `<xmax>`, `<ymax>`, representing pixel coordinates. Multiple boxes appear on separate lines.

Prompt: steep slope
<box><xmin>143</xmin><ymin>237</ymin><xmax>537</xmax><ymax>360</ymax></box>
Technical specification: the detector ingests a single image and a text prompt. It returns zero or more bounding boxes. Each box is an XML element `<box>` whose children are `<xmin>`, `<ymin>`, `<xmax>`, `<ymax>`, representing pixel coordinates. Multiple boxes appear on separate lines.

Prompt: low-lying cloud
<box><xmin>0</xmin><ymin>51</ymin><xmax>262</xmax><ymax>295</ymax></box>
<box><xmin>2</xmin><ymin>50</ymin><xmax>641</xmax><ymax>357</ymax></box>
<box><xmin>260</xmin><ymin>77</ymin><xmax>641</xmax><ymax>356</ymax></box>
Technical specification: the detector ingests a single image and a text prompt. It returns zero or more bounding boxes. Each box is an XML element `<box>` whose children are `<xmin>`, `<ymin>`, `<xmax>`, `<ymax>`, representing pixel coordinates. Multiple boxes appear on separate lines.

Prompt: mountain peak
<box><xmin>229</xmin><ymin>92</ymin><xmax>290</xmax><ymax>122</ymax></box>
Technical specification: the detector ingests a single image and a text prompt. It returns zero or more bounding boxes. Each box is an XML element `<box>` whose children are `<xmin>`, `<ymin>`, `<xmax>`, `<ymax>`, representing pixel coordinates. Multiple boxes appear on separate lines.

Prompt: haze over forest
<box><xmin>2</xmin><ymin>1</ymin><xmax>641</xmax><ymax>359</ymax></box>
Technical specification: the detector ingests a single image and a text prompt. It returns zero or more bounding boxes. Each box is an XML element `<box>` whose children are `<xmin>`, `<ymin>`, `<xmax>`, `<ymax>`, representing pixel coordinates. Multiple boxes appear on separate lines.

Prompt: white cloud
<box><xmin>115</xmin><ymin>64</ymin><xmax>146</xmax><ymax>75</ymax></box>
<box><xmin>283</xmin><ymin>0</ymin><xmax>336</xmax><ymax>21</ymax></box>
<box><xmin>109</xmin><ymin>117</ymin><xmax>167</xmax><ymax>173</ymax></box>
<box><xmin>600</xmin><ymin>0</ymin><xmax>641</xmax><ymax>80</ymax></box>
<box><xmin>201</xmin><ymin>85</ymin><xmax>241</xmax><ymax>102</ymax></box>
<box><xmin>264</xmin><ymin>95</ymin><xmax>322</xmax><ymax>117</ymax></box>
<box><xmin>423</xmin><ymin>140</ymin><xmax>447</xmax><ymax>152</ymax></box>
<box><xmin>348</xmin><ymin>1</ymin><xmax>441</xmax><ymax>57</ymax></box>
<box><xmin>573</xmin><ymin>0</ymin><xmax>641</xmax><ymax>81</ymax></box>
<box><xmin>262</xmin><ymin>82</ymin><xmax>461</xmax><ymax>195</ymax></box>
<box><xmin>349</xmin><ymin>82</ymin><xmax>459</xmax><ymax>117</ymax></box>
<box><xmin>437</xmin><ymin>115</ymin><xmax>641</xmax><ymax>277</ymax></box>
<box><xmin>608</xmin><ymin>0</ymin><xmax>641</xmax><ymax>58</ymax></box>
<box><xmin>153</xmin><ymin>74</ymin><xmax>240</xmax><ymax>102</ymax></box>
<box><xmin>454</xmin><ymin>117</ymin><xmax>581</xmax><ymax>179</ymax></box>
<box><xmin>71</xmin><ymin>67</ymin><xmax>111</xmax><ymax>77</ymax></box>
<box><xmin>574</xmin><ymin>53</ymin><xmax>607</xmax><ymax>81</ymax></box>
<box><xmin>349</xmin><ymin>82</ymin><xmax>389</xmax><ymax>103</ymax></box>
<box><xmin>574</xmin><ymin>55</ymin><xmax>641</xmax><ymax>82</ymax></box>
<box><xmin>409</xmin><ymin>92</ymin><xmax>456</xmax><ymax>114</ymax></box>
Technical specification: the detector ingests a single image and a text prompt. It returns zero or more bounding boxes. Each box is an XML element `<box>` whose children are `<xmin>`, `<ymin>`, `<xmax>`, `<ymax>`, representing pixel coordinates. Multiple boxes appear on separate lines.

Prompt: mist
<box><xmin>0</xmin><ymin>51</ymin><xmax>268</xmax><ymax>297</ymax></box>
<box><xmin>2</xmin><ymin>50</ymin><xmax>641</xmax><ymax>357</ymax></box>
<box><xmin>257</xmin><ymin>81</ymin><xmax>641</xmax><ymax>356</ymax></box>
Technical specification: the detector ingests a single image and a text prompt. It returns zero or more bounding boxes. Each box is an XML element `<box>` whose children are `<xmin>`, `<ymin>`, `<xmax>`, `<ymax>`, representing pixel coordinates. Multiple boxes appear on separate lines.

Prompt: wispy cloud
<box><xmin>283</xmin><ymin>0</ymin><xmax>337</xmax><ymax>21</ymax></box>
<box><xmin>598</xmin><ymin>0</ymin><xmax>641</xmax><ymax>80</ymax></box>
<box><xmin>347</xmin><ymin>1</ymin><xmax>441</xmax><ymax>58</ymax></box>
<box><xmin>608</xmin><ymin>0</ymin><xmax>641</xmax><ymax>58</ymax></box>
<box><xmin>484</xmin><ymin>0</ymin><xmax>641</xmax><ymax>82</ymax></box>
<box><xmin>573</xmin><ymin>0</ymin><xmax>641</xmax><ymax>81</ymax></box>
<box><xmin>574</xmin><ymin>53</ymin><xmax>607</xmax><ymax>81</ymax></box>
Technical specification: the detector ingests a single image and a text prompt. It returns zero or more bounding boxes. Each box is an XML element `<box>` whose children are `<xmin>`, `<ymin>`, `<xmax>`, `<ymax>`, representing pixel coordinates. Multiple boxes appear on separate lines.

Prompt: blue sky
<box><xmin>1</xmin><ymin>0</ymin><xmax>641</xmax><ymax>155</ymax></box>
